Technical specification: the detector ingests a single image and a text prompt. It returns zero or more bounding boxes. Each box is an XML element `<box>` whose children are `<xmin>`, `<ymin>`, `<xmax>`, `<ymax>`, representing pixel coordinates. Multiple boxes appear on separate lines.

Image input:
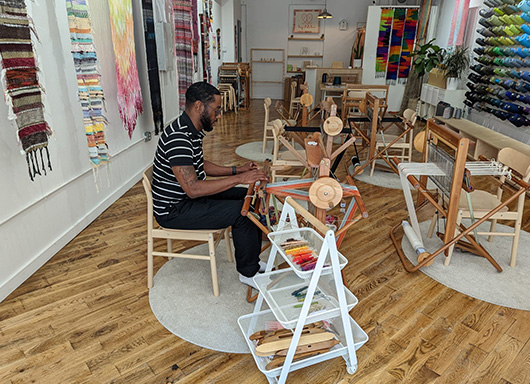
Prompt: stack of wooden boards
<box><xmin>249</xmin><ymin>321</ymin><xmax>340</xmax><ymax>370</ymax></box>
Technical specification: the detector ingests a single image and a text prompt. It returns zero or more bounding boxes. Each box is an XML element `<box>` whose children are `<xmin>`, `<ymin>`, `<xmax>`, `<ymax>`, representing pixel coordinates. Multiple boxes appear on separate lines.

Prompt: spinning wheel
<box><xmin>309</xmin><ymin>177</ymin><xmax>343</xmax><ymax>209</ymax></box>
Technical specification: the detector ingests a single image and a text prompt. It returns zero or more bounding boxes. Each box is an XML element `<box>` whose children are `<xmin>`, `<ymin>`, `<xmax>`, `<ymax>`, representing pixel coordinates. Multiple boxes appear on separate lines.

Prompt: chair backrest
<box><xmin>264</xmin><ymin>97</ymin><xmax>272</xmax><ymax>126</ymax></box>
<box><xmin>290</xmin><ymin>81</ymin><xmax>297</xmax><ymax>101</ymax></box>
<box><xmin>403</xmin><ymin>108</ymin><xmax>418</xmax><ymax>126</ymax></box>
<box><xmin>142</xmin><ymin>166</ymin><xmax>155</xmax><ymax>229</ymax></box>
<box><xmin>498</xmin><ymin>148</ymin><xmax>530</xmax><ymax>182</ymax></box>
<box><xmin>271</xmin><ymin>119</ymin><xmax>283</xmax><ymax>162</ymax></box>
<box><xmin>346</xmin><ymin>90</ymin><xmax>367</xmax><ymax>99</ymax></box>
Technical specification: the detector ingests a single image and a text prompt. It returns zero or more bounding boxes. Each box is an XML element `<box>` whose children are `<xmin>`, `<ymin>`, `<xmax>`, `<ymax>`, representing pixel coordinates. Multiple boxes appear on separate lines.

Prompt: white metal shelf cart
<box><xmin>238</xmin><ymin>196</ymin><xmax>368</xmax><ymax>383</ymax></box>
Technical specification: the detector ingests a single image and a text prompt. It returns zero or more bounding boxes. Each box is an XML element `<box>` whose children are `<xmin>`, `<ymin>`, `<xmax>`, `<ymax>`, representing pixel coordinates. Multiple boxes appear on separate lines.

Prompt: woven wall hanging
<box><xmin>386</xmin><ymin>8</ymin><xmax>405</xmax><ymax>84</ymax></box>
<box><xmin>66</xmin><ymin>0</ymin><xmax>109</xmax><ymax>166</ymax></box>
<box><xmin>174</xmin><ymin>0</ymin><xmax>194</xmax><ymax>110</ymax></box>
<box><xmin>142</xmin><ymin>0</ymin><xmax>163</xmax><ymax>135</ymax></box>
<box><xmin>398</xmin><ymin>8</ymin><xmax>419</xmax><ymax>83</ymax></box>
<box><xmin>0</xmin><ymin>0</ymin><xmax>52</xmax><ymax>181</ymax></box>
<box><xmin>375</xmin><ymin>8</ymin><xmax>393</xmax><ymax>78</ymax></box>
<box><xmin>108</xmin><ymin>0</ymin><xmax>143</xmax><ymax>138</ymax></box>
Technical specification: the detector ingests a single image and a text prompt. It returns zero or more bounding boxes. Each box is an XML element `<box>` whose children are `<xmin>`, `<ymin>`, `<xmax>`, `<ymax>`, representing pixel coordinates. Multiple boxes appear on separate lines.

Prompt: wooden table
<box><xmin>435</xmin><ymin>117</ymin><xmax>530</xmax><ymax>159</ymax></box>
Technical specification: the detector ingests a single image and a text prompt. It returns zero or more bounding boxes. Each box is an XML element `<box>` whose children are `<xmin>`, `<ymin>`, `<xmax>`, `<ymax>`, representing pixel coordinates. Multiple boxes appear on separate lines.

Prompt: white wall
<box><xmin>0</xmin><ymin>0</ymin><xmax>178</xmax><ymax>302</ymax></box>
<box><xmin>242</xmin><ymin>0</ymin><xmax>374</xmax><ymax>99</ymax></box>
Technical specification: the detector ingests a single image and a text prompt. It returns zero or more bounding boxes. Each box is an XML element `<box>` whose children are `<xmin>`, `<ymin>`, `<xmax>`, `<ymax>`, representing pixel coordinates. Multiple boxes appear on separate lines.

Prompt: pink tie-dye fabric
<box><xmin>108</xmin><ymin>0</ymin><xmax>143</xmax><ymax>138</ymax></box>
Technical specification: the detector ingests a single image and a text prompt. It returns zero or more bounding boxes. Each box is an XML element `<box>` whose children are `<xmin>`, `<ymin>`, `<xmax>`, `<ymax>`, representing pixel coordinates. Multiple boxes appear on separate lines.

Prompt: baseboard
<box><xmin>0</xmin><ymin>166</ymin><xmax>147</xmax><ymax>303</ymax></box>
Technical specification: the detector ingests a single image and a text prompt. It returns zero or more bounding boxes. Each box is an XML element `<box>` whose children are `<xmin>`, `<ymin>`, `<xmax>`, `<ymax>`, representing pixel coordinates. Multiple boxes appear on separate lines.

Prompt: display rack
<box><xmin>250</xmin><ymin>48</ymin><xmax>285</xmax><ymax>99</ymax></box>
<box><xmin>238</xmin><ymin>196</ymin><xmax>367</xmax><ymax>384</ymax></box>
<box><xmin>286</xmin><ymin>35</ymin><xmax>325</xmax><ymax>74</ymax></box>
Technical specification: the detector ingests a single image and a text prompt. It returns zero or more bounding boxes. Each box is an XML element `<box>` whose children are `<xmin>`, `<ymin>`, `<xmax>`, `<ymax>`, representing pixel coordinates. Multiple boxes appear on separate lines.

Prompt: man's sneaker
<box><xmin>239</xmin><ymin>273</ymin><xmax>259</xmax><ymax>290</ymax></box>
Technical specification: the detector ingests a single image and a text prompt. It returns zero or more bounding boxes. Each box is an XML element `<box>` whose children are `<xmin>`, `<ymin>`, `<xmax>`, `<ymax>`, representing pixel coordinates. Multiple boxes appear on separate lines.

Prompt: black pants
<box><xmin>156</xmin><ymin>187</ymin><xmax>262</xmax><ymax>277</ymax></box>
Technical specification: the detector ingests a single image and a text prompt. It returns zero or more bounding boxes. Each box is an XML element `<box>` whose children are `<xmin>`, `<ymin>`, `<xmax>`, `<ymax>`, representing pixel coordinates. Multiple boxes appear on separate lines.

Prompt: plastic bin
<box><xmin>268</xmin><ymin>227</ymin><xmax>348</xmax><ymax>278</ymax></box>
<box><xmin>253</xmin><ymin>269</ymin><xmax>358</xmax><ymax>328</ymax></box>
<box><xmin>238</xmin><ymin>308</ymin><xmax>368</xmax><ymax>378</ymax></box>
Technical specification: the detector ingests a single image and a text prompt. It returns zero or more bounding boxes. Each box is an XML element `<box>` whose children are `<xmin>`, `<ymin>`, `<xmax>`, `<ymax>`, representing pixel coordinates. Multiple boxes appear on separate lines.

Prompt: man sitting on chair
<box><xmin>151</xmin><ymin>82</ymin><xmax>268</xmax><ymax>289</ymax></box>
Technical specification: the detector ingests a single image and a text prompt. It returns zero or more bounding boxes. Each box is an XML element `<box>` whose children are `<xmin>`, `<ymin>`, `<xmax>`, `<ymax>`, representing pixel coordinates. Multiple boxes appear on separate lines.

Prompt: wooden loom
<box><xmin>390</xmin><ymin>119</ymin><xmax>529</xmax><ymax>272</ymax></box>
<box><xmin>347</xmin><ymin>92</ymin><xmax>411</xmax><ymax>176</ymax></box>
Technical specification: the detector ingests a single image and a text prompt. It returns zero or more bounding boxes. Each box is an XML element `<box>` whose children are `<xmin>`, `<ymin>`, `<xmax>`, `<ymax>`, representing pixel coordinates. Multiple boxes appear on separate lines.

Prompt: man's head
<box><xmin>185</xmin><ymin>82</ymin><xmax>222</xmax><ymax>132</ymax></box>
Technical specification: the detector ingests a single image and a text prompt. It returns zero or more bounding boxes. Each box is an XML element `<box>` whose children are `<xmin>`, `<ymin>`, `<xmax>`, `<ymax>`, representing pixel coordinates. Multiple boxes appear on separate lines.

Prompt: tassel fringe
<box><xmin>25</xmin><ymin>145</ymin><xmax>52</xmax><ymax>181</ymax></box>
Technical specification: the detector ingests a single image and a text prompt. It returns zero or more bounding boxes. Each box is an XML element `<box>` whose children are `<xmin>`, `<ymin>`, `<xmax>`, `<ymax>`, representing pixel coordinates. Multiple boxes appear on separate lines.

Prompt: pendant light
<box><xmin>318</xmin><ymin>3</ymin><xmax>332</xmax><ymax>19</ymax></box>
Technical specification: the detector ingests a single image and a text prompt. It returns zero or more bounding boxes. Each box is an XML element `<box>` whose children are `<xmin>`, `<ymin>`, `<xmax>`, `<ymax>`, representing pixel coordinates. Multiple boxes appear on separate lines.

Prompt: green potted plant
<box><xmin>441</xmin><ymin>46</ymin><xmax>470</xmax><ymax>90</ymax></box>
<box><xmin>412</xmin><ymin>38</ymin><xmax>445</xmax><ymax>82</ymax></box>
<box><xmin>352</xmin><ymin>27</ymin><xmax>365</xmax><ymax>68</ymax></box>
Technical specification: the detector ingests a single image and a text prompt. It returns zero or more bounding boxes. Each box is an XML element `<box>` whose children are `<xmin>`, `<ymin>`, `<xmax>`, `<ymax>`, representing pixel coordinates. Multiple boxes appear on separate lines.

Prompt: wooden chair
<box><xmin>428</xmin><ymin>147</ymin><xmax>530</xmax><ymax>267</ymax></box>
<box><xmin>370</xmin><ymin>108</ymin><xmax>417</xmax><ymax>176</ymax></box>
<box><xmin>142</xmin><ymin>166</ymin><xmax>233</xmax><ymax>296</ymax></box>
<box><xmin>270</xmin><ymin>119</ymin><xmax>308</xmax><ymax>183</ymax></box>
<box><xmin>263</xmin><ymin>98</ymin><xmax>295</xmax><ymax>153</ymax></box>
<box><xmin>289</xmin><ymin>80</ymin><xmax>301</xmax><ymax>117</ymax></box>
<box><xmin>341</xmin><ymin>84</ymin><xmax>389</xmax><ymax>120</ymax></box>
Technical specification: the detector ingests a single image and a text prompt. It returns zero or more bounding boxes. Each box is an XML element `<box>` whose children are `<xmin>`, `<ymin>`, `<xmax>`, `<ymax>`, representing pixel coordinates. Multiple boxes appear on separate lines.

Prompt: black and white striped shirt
<box><xmin>152</xmin><ymin>112</ymin><xmax>206</xmax><ymax>219</ymax></box>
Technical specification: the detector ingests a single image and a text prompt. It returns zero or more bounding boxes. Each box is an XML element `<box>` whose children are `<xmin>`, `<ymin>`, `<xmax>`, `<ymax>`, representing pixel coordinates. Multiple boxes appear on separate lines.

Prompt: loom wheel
<box><xmin>309</xmin><ymin>177</ymin><xmax>343</xmax><ymax>209</ymax></box>
<box><xmin>417</xmin><ymin>251</ymin><xmax>434</xmax><ymax>267</ymax></box>
<box><xmin>323</xmin><ymin>116</ymin><xmax>343</xmax><ymax>136</ymax></box>
<box><xmin>300</xmin><ymin>93</ymin><xmax>313</xmax><ymax>107</ymax></box>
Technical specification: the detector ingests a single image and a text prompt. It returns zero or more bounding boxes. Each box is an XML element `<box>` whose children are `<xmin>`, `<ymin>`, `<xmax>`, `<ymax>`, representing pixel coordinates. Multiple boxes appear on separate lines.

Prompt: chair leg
<box><xmin>208</xmin><ymin>234</ymin><xmax>220</xmax><ymax>296</ymax></box>
<box><xmin>167</xmin><ymin>239</ymin><xmax>172</xmax><ymax>261</ymax></box>
<box><xmin>224</xmin><ymin>227</ymin><xmax>234</xmax><ymax>262</ymax></box>
<box><xmin>147</xmin><ymin>235</ymin><xmax>154</xmax><ymax>289</ymax></box>
<box><xmin>427</xmin><ymin>211</ymin><xmax>437</xmax><ymax>238</ymax></box>
<box><xmin>488</xmin><ymin>218</ymin><xmax>498</xmax><ymax>243</ymax></box>
<box><xmin>444</xmin><ymin>210</ymin><xmax>462</xmax><ymax>266</ymax></box>
<box><xmin>510</xmin><ymin>214</ymin><xmax>524</xmax><ymax>267</ymax></box>
<box><xmin>262</xmin><ymin>128</ymin><xmax>268</xmax><ymax>153</ymax></box>
<box><xmin>370</xmin><ymin>153</ymin><xmax>376</xmax><ymax>177</ymax></box>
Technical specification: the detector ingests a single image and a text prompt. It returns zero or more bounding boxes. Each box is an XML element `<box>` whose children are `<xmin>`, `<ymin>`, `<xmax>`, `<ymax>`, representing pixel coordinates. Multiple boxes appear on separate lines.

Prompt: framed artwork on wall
<box><xmin>293</xmin><ymin>9</ymin><xmax>321</xmax><ymax>34</ymax></box>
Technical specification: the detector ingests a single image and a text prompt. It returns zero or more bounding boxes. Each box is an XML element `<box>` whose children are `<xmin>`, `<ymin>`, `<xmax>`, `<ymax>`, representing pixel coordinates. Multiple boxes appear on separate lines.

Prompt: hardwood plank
<box><xmin>467</xmin><ymin>334</ymin><xmax>523</xmax><ymax>384</ymax></box>
<box><xmin>0</xmin><ymin>100</ymin><xmax>528</xmax><ymax>383</ymax></box>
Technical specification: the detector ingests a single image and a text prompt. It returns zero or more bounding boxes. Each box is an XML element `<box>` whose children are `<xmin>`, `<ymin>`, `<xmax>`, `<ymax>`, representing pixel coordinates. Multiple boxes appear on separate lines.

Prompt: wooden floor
<box><xmin>1</xmin><ymin>101</ymin><xmax>529</xmax><ymax>384</ymax></box>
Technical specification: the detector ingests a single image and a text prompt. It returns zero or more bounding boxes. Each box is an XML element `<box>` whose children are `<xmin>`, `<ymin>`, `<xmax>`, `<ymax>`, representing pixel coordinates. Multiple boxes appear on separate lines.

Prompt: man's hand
<box><xmin>238</xmin><ymin>162</ymin><xmax>258</xmax><ymax>173</ymax></box>
<box><xmin>237</xmin><ymin>168</ymin><xmax>268</xmax><ymax>185</ymax></box>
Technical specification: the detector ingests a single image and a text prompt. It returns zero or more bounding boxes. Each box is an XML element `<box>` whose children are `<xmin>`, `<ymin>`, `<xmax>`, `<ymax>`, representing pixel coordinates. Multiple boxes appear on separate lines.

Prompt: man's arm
<box><xmin>173</xmin><ymin>164</ymin><xmax>267</xmax><ymax>199</ymax></box>
<box><xmin>204</xmin><ymin>160</ymin><xmax>258</xmax><ymax>177</ymax></box>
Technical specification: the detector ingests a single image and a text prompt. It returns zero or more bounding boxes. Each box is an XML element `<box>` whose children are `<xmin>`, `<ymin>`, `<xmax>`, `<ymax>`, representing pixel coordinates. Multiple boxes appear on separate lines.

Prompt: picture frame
<box><xmin>293</xmin><ymin>9</ymin><xmax>321</xmax><ymax>34</ymax></box>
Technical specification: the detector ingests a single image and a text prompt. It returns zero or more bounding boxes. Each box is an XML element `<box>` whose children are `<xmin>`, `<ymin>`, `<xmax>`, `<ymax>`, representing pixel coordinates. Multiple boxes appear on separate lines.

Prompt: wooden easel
<box><xmin>390</xmin><ymin>119</ymin><xmax>528</xmax><ymax>272</ymax></box>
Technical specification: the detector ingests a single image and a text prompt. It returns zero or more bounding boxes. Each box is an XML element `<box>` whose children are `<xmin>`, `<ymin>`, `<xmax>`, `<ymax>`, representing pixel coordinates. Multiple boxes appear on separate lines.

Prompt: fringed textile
<box><xmin>142</xmin><ymin>0</ymin><xmax>163</xmax><ymax>135</ymax></box>
<box><xmin>375</xmin><ymin>8</ymin><xmax>393</xmax><ymax>78</ymax></box>
<box><xmin>0</xmin><ymin>0</ymin><xmax>52</xmax><ymax>181</ymax></box>
<box><xmin>385</xmin><ymin>8</ymin><xmax>405</xmax><ymax>85</ymax></box>
<box><xmin>398</xmin><ymin>9</ymin><xmax>418</xmax><ymax>84</ymax></box>
<box><xmin>199</xmin><ymin>12</ymin><xmax>211</xmax><ymax>82</ymax></box>
<box><xmin>417</xmin><ymin>0</ymin><xmax>433</xmax><ymax>45</ymax></box>
<box><xmin>66</xmin><ymin>0</ymin><xmax>109</xmax><ymax>166</ymax></box>
<box><xmin>191</xmin><ymin>0</ymin><xmax>199</xmax><ymax>55</ymax></box>
<box><xmin>448</xmin><ymin>0</ymin><xmax>470</xmax><ymax>47</ymax></box>
<box><xmin>173</xmin><ymin>0</ymin><xmax>193</xmax><ymax>110</ymax></box>
<box><xmin>108</xmin><ymin>0</ymin><xmax>143</xmax><ymax>138</ymax></box>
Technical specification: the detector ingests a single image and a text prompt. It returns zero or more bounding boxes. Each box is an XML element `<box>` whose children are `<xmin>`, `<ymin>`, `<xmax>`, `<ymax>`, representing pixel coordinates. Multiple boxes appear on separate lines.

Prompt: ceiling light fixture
<box><xmin>318</xmin><ymin>8</ymin><xmax>333</xmax><ymax>19</ymax></box>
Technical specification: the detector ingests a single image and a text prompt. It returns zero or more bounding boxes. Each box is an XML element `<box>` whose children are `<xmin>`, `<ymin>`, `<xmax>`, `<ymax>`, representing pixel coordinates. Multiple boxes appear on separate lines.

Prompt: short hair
<box><xmin>185</xmin><ymin>82</ymin><xmax>220</xmax><ymax>108</ymax></box>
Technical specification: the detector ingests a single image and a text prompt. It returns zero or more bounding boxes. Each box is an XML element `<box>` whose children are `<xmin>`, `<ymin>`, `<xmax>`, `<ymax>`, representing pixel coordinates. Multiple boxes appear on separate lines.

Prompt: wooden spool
<box><xmin>323</xmin><ymin>116</ymin><xmax>343</xmax><ymax>136</ymax></box>
<box><xmin>300</xmin><ymin>93</ymin><xmax>313</xmax><ymax>107</ymax></box>
<box><xmin>309</xmin><ymin>177</ymin><xmax>343</xmax><ymax>209</ymax></box>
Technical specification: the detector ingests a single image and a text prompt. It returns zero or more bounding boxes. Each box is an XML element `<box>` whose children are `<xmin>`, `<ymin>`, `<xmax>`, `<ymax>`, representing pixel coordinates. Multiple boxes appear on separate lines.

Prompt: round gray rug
<box><xmin>149</xmin><ymin>240</ymin><xmax>269</xmax><ymax>353</ymax></box>
<box><xmin>235</xmin><ymin>140</ymin><xmax>304</xmax><ymax>163</ymax></box>
<box><xmin>402</xmin><ymin>221</ymin><xmax>530</xmax><ymax>310</ymax></box>
<box><xmin>235</xmin><ymin>141</ymin><xmax>275</xmax><ymax>162</ymax></box>
<box><xmin>348</xmin><ymin>161</ymin><xmax>436</xmax><ymax>190</ymax></box>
